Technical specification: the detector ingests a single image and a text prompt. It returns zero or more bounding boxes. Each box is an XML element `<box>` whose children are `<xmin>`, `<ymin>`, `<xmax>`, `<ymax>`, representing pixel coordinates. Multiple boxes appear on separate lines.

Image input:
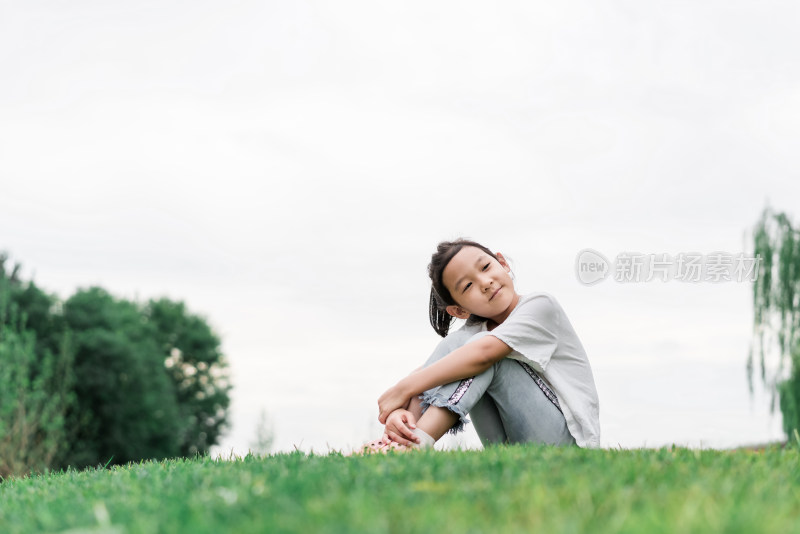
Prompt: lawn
<box><xmin>1</xmin><ymin>443</ymin><xmax>798</xmax><ymax>533</ymax></box>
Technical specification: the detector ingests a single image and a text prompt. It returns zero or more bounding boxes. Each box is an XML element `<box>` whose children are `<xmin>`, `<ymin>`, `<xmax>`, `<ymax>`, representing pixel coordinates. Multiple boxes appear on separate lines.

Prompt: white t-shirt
<box><xmin>456</xmin><ymin>292</ymin><xmax>601</xmax><ymax>448</ymax></box>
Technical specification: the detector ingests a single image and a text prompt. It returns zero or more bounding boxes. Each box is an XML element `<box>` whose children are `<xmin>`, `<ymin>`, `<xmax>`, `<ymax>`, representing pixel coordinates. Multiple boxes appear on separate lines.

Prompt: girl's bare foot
<box><xmin>350</xmin><ymin>438</ymin><xmax>419</xmax><ymax>455</ymax></box>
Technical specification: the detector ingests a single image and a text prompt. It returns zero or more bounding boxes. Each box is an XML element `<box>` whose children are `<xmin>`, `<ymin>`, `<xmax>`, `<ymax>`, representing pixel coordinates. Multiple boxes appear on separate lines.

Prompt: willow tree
<box><xmin>750</xmin><ymin>207</ymin><xmax>800</xmax><ymax>438</ymax></box>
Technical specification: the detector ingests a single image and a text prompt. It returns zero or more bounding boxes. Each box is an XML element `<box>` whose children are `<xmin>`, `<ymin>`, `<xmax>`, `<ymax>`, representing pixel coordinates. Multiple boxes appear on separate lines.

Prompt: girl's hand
<box><xmin>377</xmin><ymin>380</ymin><xmax>412</xmax><ymax>424</ymax></box>
<box><xmin>382</xmin><ymin>409</ymin><xmax>420</xmax><ymax>447</ymax></box>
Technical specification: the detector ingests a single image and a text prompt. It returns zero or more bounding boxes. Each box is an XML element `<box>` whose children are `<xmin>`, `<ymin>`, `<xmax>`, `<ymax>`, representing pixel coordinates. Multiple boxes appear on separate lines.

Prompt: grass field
<box><xmin>1</xmin><ymin>443</ymin><xmax>799</xmax><ymax>533</ymax></box>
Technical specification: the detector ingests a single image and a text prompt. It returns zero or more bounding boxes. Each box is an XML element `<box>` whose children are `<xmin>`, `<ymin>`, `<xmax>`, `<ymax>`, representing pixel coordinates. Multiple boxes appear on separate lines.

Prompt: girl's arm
<box><xmin>378</xmin><ymin>335</ymin><xmax>511</xmax><ymax>423</ymax></box>
<box><xmin>399</xmin><ymin>366</ymin><xmax>425</xmax><ymax>417</ymax></box>
<box><xmin>381</xmin><ymin>379</ymin><xmax>425</xmax><ymax>446</ymax></box>
<box><xmin>386</xmin><ymin>367</ymin><xmax>425</xmax><ymax>423</ymax></box>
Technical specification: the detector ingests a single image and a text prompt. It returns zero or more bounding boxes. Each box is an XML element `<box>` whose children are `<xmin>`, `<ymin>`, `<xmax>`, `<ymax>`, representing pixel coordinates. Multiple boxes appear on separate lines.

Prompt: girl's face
<box><xmin>441</xmin><ymin>246</ymin><xmax>519</xmax><ymax>325</ymax></box>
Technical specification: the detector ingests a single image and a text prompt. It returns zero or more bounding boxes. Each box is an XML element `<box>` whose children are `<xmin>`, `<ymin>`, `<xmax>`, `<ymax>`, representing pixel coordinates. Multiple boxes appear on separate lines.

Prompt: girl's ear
<box><xmin>445</xmin><ymin>305</ymin><xmax>471</xmax><ymax>320</ymax></box>
<box><xmin>496</xmin><ymin>252</ymin><xmax>511</xmax><ymax>272</ymax></box>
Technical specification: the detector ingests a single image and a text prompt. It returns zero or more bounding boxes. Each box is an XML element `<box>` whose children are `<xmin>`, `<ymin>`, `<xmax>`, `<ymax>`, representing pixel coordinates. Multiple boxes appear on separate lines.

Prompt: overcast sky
<box><xmin>2</xmin><ymin>1</ymin><xmax>799</xmax><ymax>453</ymax></box>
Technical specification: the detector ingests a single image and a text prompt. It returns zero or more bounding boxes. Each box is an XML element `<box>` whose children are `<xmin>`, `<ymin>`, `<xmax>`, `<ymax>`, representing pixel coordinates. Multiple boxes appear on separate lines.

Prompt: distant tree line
<box><xmin>0</xmin><ymin>253</ymin><xmax>231</xmax><ymax>478</ymax></box>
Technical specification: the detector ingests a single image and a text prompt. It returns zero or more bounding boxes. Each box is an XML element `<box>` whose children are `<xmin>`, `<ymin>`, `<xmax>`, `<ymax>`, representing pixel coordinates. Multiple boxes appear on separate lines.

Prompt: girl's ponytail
<box><xmin>427</xmin><ymin>238</ymin><xmax>500</xmax><ymax>338</ymax></box>
<box><xmin>429</xmin><ymin>287</ymin><xmax>453</xmax><ymax>338</ymax></box>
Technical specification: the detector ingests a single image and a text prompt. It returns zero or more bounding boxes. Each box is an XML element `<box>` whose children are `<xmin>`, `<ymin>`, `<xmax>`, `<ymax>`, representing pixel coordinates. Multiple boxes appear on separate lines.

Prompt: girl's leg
<box><xmin>468</xmin><ymin>394</ymin><xmax>508</xmax><ymax>446</ymax></box>
<box><xmin>484</xmin><ymin>359</ymin><xmax>575</xmax><ymax>445</ymax></box>
<box><xmin>414</xmin><ymin>406</ymin><xmax>458</xmax><ymax>441</ymax></box>
<box><xmin>416</xmin><ymin>358</ymin><xmax>574</xmax><ymax>446</ymax></box>
<box><xmin>414</xmin><ymin>374</ymin><xmax>508</xmax><ymax>443</ymax></box>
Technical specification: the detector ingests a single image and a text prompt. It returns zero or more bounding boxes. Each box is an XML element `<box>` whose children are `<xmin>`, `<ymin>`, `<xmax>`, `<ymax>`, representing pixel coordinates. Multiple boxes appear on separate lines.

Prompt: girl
<box><xmin>359</xmin><ymin>238</ymin><xmax>600</xmax><ymax>453</ymax></box>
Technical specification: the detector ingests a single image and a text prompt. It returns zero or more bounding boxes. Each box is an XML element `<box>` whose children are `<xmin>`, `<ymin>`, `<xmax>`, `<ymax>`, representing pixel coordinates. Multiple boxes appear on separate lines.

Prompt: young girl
<box><xmin>359</xmin><ymin>238</ymin><xmax>600</xmax><ymax>453</ymax></box>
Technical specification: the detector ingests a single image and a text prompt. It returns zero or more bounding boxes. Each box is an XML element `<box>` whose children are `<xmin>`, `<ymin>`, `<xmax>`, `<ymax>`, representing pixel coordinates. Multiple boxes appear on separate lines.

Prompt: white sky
<box><xmin>2</xmin><ymin>1</ymin><xmax>799</xmax><ymax>453</ymax></box>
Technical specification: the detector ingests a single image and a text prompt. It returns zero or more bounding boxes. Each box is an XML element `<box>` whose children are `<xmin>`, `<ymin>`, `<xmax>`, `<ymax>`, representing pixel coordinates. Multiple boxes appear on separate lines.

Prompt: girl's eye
<box><xmin>483</xmin><ymin>263</ymin><xmax>490</xmax><ymax>271</ymax></box>
<box><xmin>463</xmin><ymin>282</ymin><xmax>472</xmax><ymax>292</ymax></box>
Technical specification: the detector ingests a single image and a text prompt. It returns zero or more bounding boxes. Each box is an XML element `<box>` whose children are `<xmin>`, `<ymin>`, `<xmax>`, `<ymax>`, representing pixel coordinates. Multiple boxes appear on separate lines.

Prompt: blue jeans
<box><xmin>419</xmin><ymin>347</ymin><xmax>576</xmax><ymax>447</ymax></box>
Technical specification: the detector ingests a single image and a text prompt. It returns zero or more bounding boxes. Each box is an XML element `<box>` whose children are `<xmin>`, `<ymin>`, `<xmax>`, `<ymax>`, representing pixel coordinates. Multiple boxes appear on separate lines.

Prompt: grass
<box><xmin>1</xmin><ymin>443</ymin><xmax>799</xmax><ymax>533</ymax></box>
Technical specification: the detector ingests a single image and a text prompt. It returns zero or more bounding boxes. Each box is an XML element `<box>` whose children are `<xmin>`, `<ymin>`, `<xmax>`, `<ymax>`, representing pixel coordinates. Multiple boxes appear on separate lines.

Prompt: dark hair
<box><xmin>428</xmin><ymin>238</ymin><xmax>500</xmax><ymax>337</ymax></box>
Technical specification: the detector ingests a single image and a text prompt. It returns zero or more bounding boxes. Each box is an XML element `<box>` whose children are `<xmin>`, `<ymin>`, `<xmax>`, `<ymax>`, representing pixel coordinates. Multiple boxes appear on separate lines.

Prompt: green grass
<box><xmin>1</xmin><ymin>444</ymin><xmax>799</xmax><ymax>533</ymax></box>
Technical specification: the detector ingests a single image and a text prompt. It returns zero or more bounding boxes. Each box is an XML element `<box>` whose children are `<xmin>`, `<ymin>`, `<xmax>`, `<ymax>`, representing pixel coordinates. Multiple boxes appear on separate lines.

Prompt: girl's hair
<box><xmin>428</xmin><ymin>238</ymin><xmax>500</xmax><ymax>337</ymax></box>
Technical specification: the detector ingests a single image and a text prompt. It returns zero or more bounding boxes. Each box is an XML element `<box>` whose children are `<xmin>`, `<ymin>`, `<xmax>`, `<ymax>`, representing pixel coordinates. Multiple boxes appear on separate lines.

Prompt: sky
<box><xmin>2</xmin><ymin>1</ymin><xmax>799</xmax><ymax>454</ymax></box>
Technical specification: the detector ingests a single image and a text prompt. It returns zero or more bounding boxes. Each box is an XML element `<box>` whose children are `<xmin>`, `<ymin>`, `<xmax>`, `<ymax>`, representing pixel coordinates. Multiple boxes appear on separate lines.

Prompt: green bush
<box><xmin>59</xmin><ymin>287</ymin><xmax>183</xmax><ymax>468</ymax></box>
<box><xmin>147</xmin><ymin>298</ymin><xmax>231</xmax><ymax>456</ymax></box>
<box><xmin>0</xmin><ymin>297</ymin><xmax>74</xmax><ymax>479</ymax></box>
<box><xmin>0</xmin><ymin>253</ymin><xmax>231</xmax><ymax>473</ymax></box>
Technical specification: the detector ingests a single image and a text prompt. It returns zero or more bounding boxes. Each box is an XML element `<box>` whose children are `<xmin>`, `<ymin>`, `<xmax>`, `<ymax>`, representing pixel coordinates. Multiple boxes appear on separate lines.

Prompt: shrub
<box><xmin>0</xmin><ymin>303</ymin><xmax>74</xmax><ymax>478</ymax></box>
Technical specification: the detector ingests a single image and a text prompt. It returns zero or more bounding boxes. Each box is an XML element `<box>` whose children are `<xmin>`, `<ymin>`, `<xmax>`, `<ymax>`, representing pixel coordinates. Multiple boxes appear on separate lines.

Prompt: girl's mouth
<box><xmin>490</xmin><ymin>287</ymin><xmax>502</xmax><ymax>301</ymax></box>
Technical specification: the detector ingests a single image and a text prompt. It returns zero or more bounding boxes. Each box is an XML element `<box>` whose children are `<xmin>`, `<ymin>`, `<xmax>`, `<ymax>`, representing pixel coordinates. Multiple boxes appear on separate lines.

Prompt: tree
<box><xmin>0</xmin><ymin>253</ymin><xmax>66</xmax><ymax>361</ymax></box>
<box><xmin>249</xmin><ymin>408</ymin><xmax>275</xmax><ymax>456</ymax></box>
<box><xmin>0</xmin><ymin>256</ymin><xmax>74</xmax><ymax>478</ymax></box>
<box><xmin>0</xmin><ymin>252</ymin><xmax>232</xmax><ymax>470</ymax></box>
<box><xmin>750</xmin><ymin>206</ymin><xmax>800</xmax><ymax>438</ymax></box>
<box><xmin>145</xmin><ymin>298</ymin><xmax>231</xmax><ymax>456</ymax></box>
<box><xmin>60</xmin><ymin>288</ymin><xmax>182</xmax><ymax>467</ymax></box>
